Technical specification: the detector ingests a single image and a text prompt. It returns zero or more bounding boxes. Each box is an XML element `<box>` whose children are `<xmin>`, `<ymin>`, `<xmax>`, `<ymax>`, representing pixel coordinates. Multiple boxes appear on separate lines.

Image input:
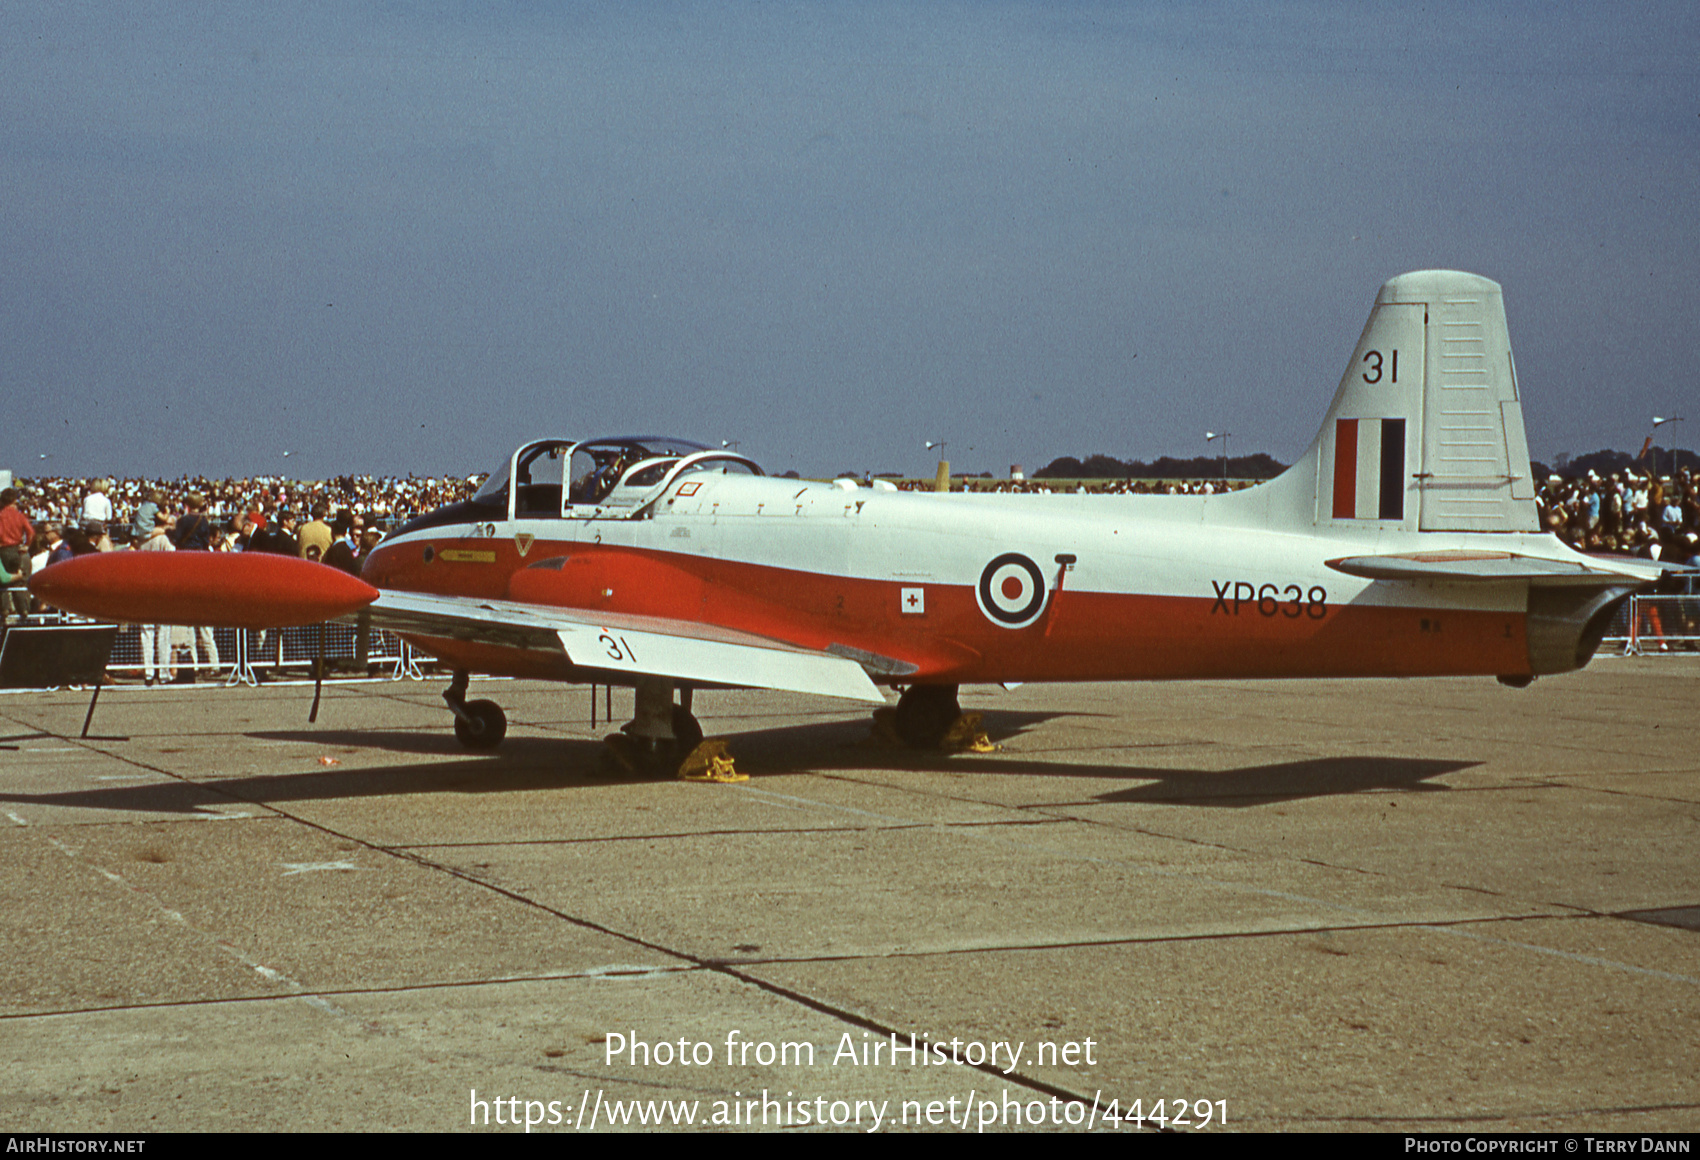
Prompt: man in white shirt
<box><xmin>81</xmin><ymin>479</ymin><xmax>114</xmax><ymax>528</ymax></box>
<box><xmin>136</xmin><ymin>513</ymin><xmax>175</xmax><ymax>686</ymax></box>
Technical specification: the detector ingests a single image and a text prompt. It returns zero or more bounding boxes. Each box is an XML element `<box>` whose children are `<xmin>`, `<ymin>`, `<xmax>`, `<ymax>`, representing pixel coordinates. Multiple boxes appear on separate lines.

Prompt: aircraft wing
<box><xmin>1326</xmin><ymin>550</ymin><xmax>1661</xmax><ymax>586</ymax></box>
<box><xmin>27</xmin><ymin>552</ymin><xmax>887</xmax><ymax>704</ymax></box>
<box><xmin>357</xmin><ymin>590</ymin><xmax>887</xmax><ymax>704</ymax></box>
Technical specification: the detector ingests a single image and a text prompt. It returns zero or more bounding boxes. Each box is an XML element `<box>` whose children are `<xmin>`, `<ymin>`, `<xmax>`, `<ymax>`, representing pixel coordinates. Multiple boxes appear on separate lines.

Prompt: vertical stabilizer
<box><xmin>1257</xmin><ymin>271</ymin><xmax>1539</xmax><ymax>534</ymax></box>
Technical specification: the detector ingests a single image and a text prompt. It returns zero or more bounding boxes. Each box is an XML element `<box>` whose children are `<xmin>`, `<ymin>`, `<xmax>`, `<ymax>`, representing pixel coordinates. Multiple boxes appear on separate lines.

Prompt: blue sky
<box><xmin>4</xmin><ymin>2</ymin><xmax>1696</xmax><ymax>480</ymax></box>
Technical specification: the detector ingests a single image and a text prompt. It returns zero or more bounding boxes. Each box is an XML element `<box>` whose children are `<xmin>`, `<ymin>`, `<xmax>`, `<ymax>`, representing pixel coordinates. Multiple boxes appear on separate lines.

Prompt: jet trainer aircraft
<box><xmin>33</xmin><ymin>271</ymin><xmax>1660</xmax><ymax>768</ymax></box>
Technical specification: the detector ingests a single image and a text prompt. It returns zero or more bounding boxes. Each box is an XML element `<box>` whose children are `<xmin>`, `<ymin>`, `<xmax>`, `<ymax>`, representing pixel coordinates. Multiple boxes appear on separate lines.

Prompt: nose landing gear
<box><xmin>444</xmin><ymin>670</ymin><xmax>508</xmax><ymax>750</ymax></box>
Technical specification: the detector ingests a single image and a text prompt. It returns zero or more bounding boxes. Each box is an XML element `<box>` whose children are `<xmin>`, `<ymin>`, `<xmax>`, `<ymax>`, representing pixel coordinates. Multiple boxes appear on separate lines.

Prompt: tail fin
<box><xmin>1262</xmin><ymin>270</ymin><xmax>1539</xmax><ymax>534</ymax></box>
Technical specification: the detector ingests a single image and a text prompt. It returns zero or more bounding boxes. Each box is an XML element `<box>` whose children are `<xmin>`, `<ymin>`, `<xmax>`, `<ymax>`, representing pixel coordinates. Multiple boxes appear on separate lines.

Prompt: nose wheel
<box><xmin>453</xmin><ymin>699</ymin><xmax>508</xmax><ymax>750</ymax></box>
<box><xmin>445</xmin><ymin>670</ymin><xmax>508</xmax><ymax>751</ymax></box>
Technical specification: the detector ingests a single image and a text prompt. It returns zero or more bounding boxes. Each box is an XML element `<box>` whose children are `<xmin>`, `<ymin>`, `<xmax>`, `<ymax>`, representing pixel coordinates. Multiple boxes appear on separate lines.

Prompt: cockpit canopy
<box><xmin>470</xmin><ymin>436</ymin><xmax>764</xmax><ymax>521</ymax></box>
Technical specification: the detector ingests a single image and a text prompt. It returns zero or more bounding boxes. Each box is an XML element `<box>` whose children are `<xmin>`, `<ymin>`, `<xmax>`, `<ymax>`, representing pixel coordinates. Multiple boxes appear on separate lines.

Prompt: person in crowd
<box><xmin>60</xmin><ymin>523</ymin><xmax>98</xmax><ymax>556</ymax></box>
<box><xmin>231</xmin><ymin>512</ymin><xmax>260</xmax><ymax>552</ymax></box>
<box><xmin>135</xmin><ymin>512</ymin><xmax>176</xmax><ymax>685</ymax></box>
<box><xmin>276</xmin><ymin>509</ymin><xmax>303</xmax><ymax>555</ymax></box>
<box><xmin>165</xmin><ymin>493</ymin><xmax>220</xmax><ymax>677</ymax></box>
<box><xmin>81</xmin><ymin>518</ymin><xmax>113</xmax><ymax>552</ymax></box>
<box><xmin>358</xmin><ymin>525</ymin><xmax>384</xmax><ymax>559</ymax></box>
<box><xmin>219</xmin><ymin>517</ymin><xmax>245</xmax><ymax>552</ymax></box>
<box><xmin>170</xmin><ymin>493</ymin><xmax>218</xmax><ymax>552</ymax></box>
<box><xmin>1658</xmin><ymin>489</ymin><xmax>1683</xmax><ymax>531</ymax></box>
<box><xmin>250</xmin><ymin>509</ymin><xmax>300</xmax><ymax>555</ymax></box>
<box><xmin>28</xmin><ymin>528</ymin><xmax>52</xmax><ymax>576</ymax></box>
<box><xmin>321</xmin><ymin>514</ymin><xmax>360</xmax><ymax>575</ymax></box>
<box><xmin>0</xmin><ymin>488</ymin><xmax>34</xmax><ymax>622</ymax></box>
<box><xmin>298</xmin><ymin>502</ymin><xmax>332</xmax><ymax>561</ymax></box>
<box><xmin>26</xmin><ymin>527</ymin><xmax>55</xmax><ymax>614</ymax></box>
<box><xmin>44</xmin><ymin>523</ymin><xmax>72</xmax><ymax>567</ymax></box>
<box><xmin>339</xmin><ymin>511</ymin><xmax>366</xmax><ymax>556</ymax></box>
<box><xmin>131</xmin><ymin>489</ymin><xmax>163</xmax><ymax>542</ymax></box>
<box><xmin>81</xmin><ymin>479</ymin><xmax>114</xmax><ymax>527</ymax></box>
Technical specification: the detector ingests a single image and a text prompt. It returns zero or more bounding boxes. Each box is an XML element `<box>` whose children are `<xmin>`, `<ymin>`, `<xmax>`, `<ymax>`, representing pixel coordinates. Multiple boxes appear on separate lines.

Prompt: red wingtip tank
<box><xmin>28</xmin><ymin>552</ymin><xmax>381</xmax><ymax>629</ymax></box>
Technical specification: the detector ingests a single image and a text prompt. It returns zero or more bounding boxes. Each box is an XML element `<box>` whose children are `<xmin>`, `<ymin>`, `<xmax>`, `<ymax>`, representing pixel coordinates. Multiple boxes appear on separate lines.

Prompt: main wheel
<box><xmin>892</xmin><ymin>684</ymin><xmax>961</xmax><ymax>748</ymax></box>
<box><xmin>672</xmin><ymin>706</ymin><xmax>704</xmax><ymax>752</ymax></box>
<box><xmin>453</xmin><ymin>699</ymin><xmax>508</xmax><ymax>750</ymax></box>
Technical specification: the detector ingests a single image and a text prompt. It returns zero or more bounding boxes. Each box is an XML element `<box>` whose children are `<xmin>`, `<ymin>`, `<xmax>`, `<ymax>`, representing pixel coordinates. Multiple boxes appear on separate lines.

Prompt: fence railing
<box><xmin>1601</xmin><ymin>594</ymin><xmax>1700</xmax><ymax>655</ymax></box>
<box><xmin>4</xmin><ymin>606</ymin><xmax>434</xmax><ymax>684</ymax></box>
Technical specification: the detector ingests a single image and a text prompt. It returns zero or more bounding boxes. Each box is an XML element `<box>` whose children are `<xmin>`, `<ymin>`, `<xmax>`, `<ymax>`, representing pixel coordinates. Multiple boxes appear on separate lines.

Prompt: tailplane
<box><xmin>1260</xmin><ymin>270</ymin><xmax>1540</xmax><ymax>534</ymax></box>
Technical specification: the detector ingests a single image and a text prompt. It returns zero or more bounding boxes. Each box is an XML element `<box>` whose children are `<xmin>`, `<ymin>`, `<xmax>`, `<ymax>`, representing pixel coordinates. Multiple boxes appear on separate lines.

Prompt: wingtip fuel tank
<box><xmin>29</xmin><ymin>552</ymin><xmax>380</xmax><ymax>629</ymax></box>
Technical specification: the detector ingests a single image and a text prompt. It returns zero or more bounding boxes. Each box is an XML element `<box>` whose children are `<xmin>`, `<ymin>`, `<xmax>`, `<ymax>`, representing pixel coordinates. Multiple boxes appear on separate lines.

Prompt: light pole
<box><xmin>1651</xmin><ymin>416</ymin><xmax>1685</xmax><ymax>479</ymax></box>
<box><xmin>925</xmin><ymin>441</ymin><xmax>949</xmax><ymax>493</ymax></box>
<box><xmin>1205</xmin><ymin>431</ymin><xmax>1231</xmax><ymax>486</ymax></box>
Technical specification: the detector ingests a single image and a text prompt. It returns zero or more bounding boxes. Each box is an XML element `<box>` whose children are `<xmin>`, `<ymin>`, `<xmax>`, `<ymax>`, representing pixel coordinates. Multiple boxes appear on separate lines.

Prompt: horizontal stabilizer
<box><xmin>366</xmin><ymin>591</ymin><xmax>886</xmax><ymax>704</ymax></box>
<box><xmin>1327</xmin><ymin>550</ymin><xmax>1660</xmax><ymax>586</ymax></box>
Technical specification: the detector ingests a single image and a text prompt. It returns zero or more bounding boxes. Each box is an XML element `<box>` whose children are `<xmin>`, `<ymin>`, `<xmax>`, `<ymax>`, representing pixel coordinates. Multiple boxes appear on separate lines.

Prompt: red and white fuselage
<box><xmin>363</xmin><ymin>270</ymin><xmax>1653</xmax><ymax>691</ymax></box>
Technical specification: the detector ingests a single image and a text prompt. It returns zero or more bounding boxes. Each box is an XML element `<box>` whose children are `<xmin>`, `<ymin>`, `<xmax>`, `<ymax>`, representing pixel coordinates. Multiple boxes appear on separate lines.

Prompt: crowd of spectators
<box><xmin>16</xmin><ymin>472</ymin><xmax>478</xmax><ymax>543</ymax></box>
<box><xmin>3</xmin><ymin>473</ymin><xmax>480</xmax><ymax>623</ymax></box>
<box><xmin>1536</xmin><ymin>468</ymin><xmax>1700</xmax><ymax>565</ymax></box>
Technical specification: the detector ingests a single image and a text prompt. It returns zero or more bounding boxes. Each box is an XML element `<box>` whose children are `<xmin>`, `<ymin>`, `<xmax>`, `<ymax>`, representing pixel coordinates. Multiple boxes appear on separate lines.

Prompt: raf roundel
<box><xmin>976</xmin><ymin>552</ymin><xmax>1047</xmax><ymax>628</ymax></box>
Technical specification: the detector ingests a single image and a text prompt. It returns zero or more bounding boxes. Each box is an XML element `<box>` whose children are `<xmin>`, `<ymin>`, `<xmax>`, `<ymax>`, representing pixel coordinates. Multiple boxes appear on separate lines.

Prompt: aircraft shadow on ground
<box><xmin>726</xmin><ymin>713</ymin><xmax>1475</xmax><ymax>805</ymax></box>
<box><xmin>0</xmin><ymin>711</ymin><xmax>1474</xmax><ymax>814</ymax></box>
<box><xmin>0</xmin><ymin>737</ymin><xmax>614</xmax><ymax>816</ymax></box>
<box><xmin>247</xmin><ymin>727</ymin><xmax>512</xmax><ymax>756</ymax></box>
<box><xmin>1084</xmin><ymin>756</ymin><xmax>1472</xmax><ymax>806</ymax></box>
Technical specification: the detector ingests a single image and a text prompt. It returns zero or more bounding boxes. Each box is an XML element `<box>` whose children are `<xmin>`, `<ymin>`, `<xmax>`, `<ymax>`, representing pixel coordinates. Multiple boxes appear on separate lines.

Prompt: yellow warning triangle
<box><xmin>515</xmin><ymin>532</ymin><xmax>535</xmax><ymax>557</ymax></box>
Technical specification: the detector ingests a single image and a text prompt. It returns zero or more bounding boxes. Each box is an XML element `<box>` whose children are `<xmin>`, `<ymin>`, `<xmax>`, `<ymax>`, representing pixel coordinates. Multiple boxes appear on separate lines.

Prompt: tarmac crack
<box><xmin>699</xmin><ymin>910</ymin><xmax>1615</xmax><ymax>965</ymax></box>
<box><xmin>396</xmin><ymin>816</ymin><xmax>1060</xmax><ymax>851</ymax></box>
<box><xmin>0</xmin><ymin>964</ymin><xmax>700</xmax><ymax>1023</ymax></box>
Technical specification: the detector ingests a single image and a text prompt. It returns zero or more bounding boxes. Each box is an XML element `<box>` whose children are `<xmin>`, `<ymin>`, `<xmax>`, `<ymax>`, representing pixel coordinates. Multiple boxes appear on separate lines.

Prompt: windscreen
<box><xmin>470</xmin><ymin>459</ymin><xmax>510</xmax><ymax>507</ymax></box>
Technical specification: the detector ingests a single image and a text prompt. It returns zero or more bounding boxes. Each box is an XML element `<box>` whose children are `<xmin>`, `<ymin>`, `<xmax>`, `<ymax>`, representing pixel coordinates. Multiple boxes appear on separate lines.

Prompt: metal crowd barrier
<box><xmin>14</xmin><ymin>612</ymin><xmax>435</xmax><ymax>684</ymax></box>
<box><xmin>1604</xmin><ymin>594</ymin><xmax>1700</xmax><ymax>655</ymax></box>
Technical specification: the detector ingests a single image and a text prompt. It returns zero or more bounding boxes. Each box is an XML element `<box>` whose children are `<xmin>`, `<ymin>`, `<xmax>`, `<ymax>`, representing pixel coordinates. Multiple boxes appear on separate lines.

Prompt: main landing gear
<box><xmin>875</xmin><ymin>684</ymin><xmax>994</xmax><ymax>753</ymax></box>
<box><xmin>443</xmin><ymin>671</ymin><xmax>731</xmax><ymax>779</ymax></box>
<box><xmin>604</xmin><ymin>676</ymin><xmax>711</xmax><ymax>775</ymax></box>
<box><xmin>891</xmin><ymin>684</ymin><xmax>962</xmax><ymax>748</ymax></box>
<box><xmin>444</xmin><ymin>670</ymin><xmax>507</xmax><ymax>751</ymax></box>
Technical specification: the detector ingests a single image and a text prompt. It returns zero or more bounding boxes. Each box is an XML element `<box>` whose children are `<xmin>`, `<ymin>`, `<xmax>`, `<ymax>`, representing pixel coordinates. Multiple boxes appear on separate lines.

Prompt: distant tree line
<box><xmin>1536</xmin><ymin>446</ymin><xmax>1699</xmax><ymax>479</ymax></box>
<box><xmin>1032</xmin><ymin>443</ymin><xmax>1698</xmax><ymax>484</ymax></box>
<box><xmin>1033</xmin><ymin>452</ymin><xmax>1287</xmax><ymax>480</ymax></box>
<box><xmin>829</xmin><ymin>443</ymin><xmax>1695</xmax><ymax>485</ymax></box>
